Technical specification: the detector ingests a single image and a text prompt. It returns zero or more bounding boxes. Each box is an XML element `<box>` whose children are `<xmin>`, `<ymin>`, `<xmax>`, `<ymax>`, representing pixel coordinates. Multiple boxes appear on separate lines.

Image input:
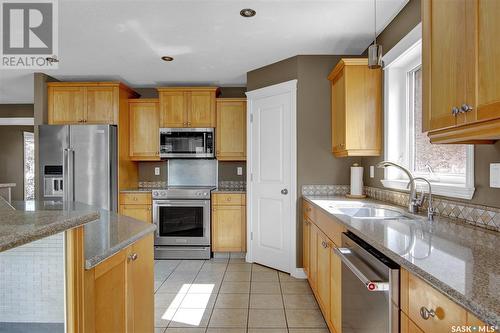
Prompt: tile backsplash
<box><xmin>302</xmin><ymin>184</ymin><xmax>500</xmax><ymax>232</ymax></box>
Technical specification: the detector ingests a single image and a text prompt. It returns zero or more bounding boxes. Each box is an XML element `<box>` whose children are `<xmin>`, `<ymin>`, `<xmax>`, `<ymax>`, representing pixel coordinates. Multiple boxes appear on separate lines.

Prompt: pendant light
<box><xmin>368</xmin><ymin>0</ymin><xmax>382</xmax><ymax>69</ymax></box>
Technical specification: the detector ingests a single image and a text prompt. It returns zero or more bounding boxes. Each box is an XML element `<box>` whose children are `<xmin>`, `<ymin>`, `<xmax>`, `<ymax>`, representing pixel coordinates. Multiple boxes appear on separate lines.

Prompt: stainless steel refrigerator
<box><xmin>38</xmin><ymin>125</ymin><xmax>118</xmax><ymax>211</ymax></box>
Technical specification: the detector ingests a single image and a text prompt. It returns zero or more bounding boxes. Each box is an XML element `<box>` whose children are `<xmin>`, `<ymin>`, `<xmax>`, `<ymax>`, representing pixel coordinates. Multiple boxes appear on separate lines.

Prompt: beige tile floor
<box><xmin>154</xmin><ymin>258</ymin><xmax>329</xmax><ymax>333</ymax></box>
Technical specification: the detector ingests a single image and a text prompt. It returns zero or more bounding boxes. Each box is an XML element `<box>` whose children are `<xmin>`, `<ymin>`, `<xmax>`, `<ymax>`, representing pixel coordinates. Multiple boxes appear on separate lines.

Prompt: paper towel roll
<box><xmin>350</xmin><ymin>164</ymin><xmax>364</xmax><ymax>196</ymax></box>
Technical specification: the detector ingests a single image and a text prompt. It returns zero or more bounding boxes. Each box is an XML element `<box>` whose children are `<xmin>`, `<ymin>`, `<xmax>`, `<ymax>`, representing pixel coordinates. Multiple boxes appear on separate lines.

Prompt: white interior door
<box><xmin>246</xmin><ymin>80</ymin><xmax>297</xmax><ymax>274</ymax></box>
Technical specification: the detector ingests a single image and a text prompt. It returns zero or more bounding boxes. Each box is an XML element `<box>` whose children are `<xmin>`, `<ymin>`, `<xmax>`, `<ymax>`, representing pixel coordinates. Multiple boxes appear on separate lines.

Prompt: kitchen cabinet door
<box><xmin>423</xmin><ymin>0</ymin><xmax>467</xmax><ymax>131</ymax></box>
<box><xmin>309</xmin><ymin>223</ymin><xmax>318</xmax><ymax>290</ymax></box>
<box><xmin>159</xmin><ymin>90</ymin><xmax>187</xmax><ymax>127</ymax></box>
<box><xmin>474</xmin><ymin>0</ymin><xmax>500</xmax><ymax>123</ymax></box>
<box><xmin>128</xmin><ymin>235</ymin><xmax>154</xmax><ymax>333</ymax></box>
<box><xmin>188</xmin><ymin>90</ymin><xmax>216</xmax><ymax>127</ymax></box>
<box><xmin>119</xmin><ymin>204</ymin><xmax>152</xmax><ymax>223</ymax></box>
<box><xmin>212</xmin><ymin>205</ymin><xmax>246</xmax><ymax>252</ymax></box>
<box><xmin>331</xmin><ymin>70</ymin><xmax>346</xmax><ymax>154</ymax></box>
<box><xmin>48</xmin><ymin>86</ymin><xmax>85</xmax><ymax>124</ymax></box>
<box><xmin>401</xmin><ymin>311</ymin><xmax>424</xmax><ymax>333</ymax></box>
<box><xmin>303</xmin><ymin>218</ymin><xmax>310</xmax><ymax>277</ymax></box>
<box><xmin>316</xmin><ymin>230</ymin><xmax>331</xmax><ymax>319</ymax></box>
<box><xmin>407</xmin><ymin>272</ymin><xmax>467</xmax><ymax>332</ymax></box>
<box><xmin>328</xmin><ymin>59</ymin><xmax>381</xmax><ymax>156</ymax></box>
<box><xmin>330</xmin><ymin>242</ymin><xmax>342</xmax><ymax>333</ymax></box>
<box><xmin>216</xmin><ymin>98</ymin><xmax>247</xmax><ymax>160</ymax></box>
<box><xmin>92</xmin><ymin>250</ymin><xmax>128</xmax><ymax>333</ymax></box>
<box><xmin>86</xmin><ymin>86</ymin><xmax>117</xmax><ymax>124</ymax></box>
<box><xmin>129</xmin><ymin>99</ymin><xmax>160</xmax><ymax>160</ymax></box>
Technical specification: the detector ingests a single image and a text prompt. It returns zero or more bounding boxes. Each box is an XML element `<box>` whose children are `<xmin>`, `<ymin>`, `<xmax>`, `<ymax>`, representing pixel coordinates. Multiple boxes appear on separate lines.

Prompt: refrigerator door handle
<box><xmin>63</xmin><ymin>148</ymin><xmax>75</xmax><ymax>203</ymax></box>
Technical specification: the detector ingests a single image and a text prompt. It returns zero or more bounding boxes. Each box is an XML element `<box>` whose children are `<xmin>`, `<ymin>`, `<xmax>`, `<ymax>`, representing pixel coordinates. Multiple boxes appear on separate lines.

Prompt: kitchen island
<box><xmin>0</xmin><ymin>198</ymin><xmax>155</xmax><ymax>333</ymax></box>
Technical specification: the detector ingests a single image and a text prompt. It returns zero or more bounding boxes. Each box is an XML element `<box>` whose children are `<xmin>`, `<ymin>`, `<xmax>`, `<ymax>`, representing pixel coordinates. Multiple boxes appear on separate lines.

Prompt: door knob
<box><xmin>281</xmin><ymin>189</ymin><xmax>288</xmax><ymax>195</ymax></box>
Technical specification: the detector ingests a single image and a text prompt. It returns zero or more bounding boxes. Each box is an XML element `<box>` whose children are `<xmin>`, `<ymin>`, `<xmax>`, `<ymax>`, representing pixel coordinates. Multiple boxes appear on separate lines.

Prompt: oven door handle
<box><xmin>333</xmin><ymin>247</ymin><xmax>389</xmax><ymax>292</ymax></box>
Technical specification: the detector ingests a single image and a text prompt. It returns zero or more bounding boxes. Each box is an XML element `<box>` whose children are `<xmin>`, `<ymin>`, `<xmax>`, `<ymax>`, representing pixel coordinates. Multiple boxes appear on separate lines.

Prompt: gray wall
<box><xmin>361</xmin><ymin>0</ymin><xmax>500</xmax><ymax>208</ymax></box>
<box><xmin>247</xmin><ymin>55</ymin><xmax>361</xmax><ymax>266</ymax></box>
<box><xmin>133</xmin><ymin>87</ymin><xmax>246</xmax><ymax>99</ymax></box>
<box><xmin>218</xmin><ymin>161</ymin><xmax>247</xmax><ymax>182</ymax></box>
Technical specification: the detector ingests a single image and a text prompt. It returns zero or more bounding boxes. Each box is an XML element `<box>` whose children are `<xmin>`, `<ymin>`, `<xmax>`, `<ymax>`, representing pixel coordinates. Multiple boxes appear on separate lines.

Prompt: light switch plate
<box><xmin>154</xmin><ymin>167</ymin><xmax>160</xmax><ymax>176</ymax></box>
<box><xmin>370</xmin><ymin>166</ymin><xmax>375</xmax><ymax>178</ymax></box>
<box><xmin>490</xmin><ymin>163</ymin><xmax>500</xmax><ymax>188</ymax></box>
<box><xmin>237</xmin><ymin>167</ymin><xmax>243</xmax><ymax>176</ymax></box>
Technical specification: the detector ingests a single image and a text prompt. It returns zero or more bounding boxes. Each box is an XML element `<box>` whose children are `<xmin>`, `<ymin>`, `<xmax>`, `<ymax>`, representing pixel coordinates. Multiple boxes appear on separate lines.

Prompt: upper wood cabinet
<box><xmin>157</xmin><ymin>87</ymin><xmax>218</xmax><ymax>128</ymax></box>
<box><xmin>48</xmin><ymin>82</ymin><xmax>137</xmax><ymax>125</ymax></box>
<box><xmin>216</xmin><ymin>98</ymin><xmax>247</xmax><ymax>161</ymax></box>
<box><xmin>328</xmin><ymin>58</ymin><xmax>382</xmax><ymax>157</ymax></box>
<box><xmin>129</xmin><ymin>99</ymin><xmax>160</xmax><ymax>161</ymax></box>
<box><xmin>424</xmin><ymin>0</ymin><xmax>500</xmax><ymax>143</ymax></box>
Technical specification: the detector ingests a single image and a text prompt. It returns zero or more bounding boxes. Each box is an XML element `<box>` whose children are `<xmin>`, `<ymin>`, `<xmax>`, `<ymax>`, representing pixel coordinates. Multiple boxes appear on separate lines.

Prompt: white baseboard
<box><xmin>291</xmin><ymin>268</ymin><xmax>307</xmax><ymax>279</ymax></box>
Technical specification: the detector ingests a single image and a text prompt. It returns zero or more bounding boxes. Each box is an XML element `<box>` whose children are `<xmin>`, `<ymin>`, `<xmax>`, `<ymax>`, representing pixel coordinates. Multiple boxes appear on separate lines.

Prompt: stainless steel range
<box><xmin>153</xmin><ymin>186</ymin><xmax>215</xmax><ymax>259</ymax></box>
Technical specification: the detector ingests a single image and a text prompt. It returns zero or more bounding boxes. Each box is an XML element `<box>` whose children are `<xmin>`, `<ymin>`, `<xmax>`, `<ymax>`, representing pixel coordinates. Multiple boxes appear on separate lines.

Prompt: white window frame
<box><xmin>381</xmin><ymin>23</ymin><xmax>475</xmax><ymax>200</ymax></box>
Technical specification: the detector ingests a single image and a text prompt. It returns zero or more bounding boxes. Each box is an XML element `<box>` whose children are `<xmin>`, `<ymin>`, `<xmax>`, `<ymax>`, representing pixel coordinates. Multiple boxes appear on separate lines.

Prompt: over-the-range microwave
<box><xmin>159</xmin><ymin>128</ymin><xmax>215</xmax><ymax>159</ymax></box>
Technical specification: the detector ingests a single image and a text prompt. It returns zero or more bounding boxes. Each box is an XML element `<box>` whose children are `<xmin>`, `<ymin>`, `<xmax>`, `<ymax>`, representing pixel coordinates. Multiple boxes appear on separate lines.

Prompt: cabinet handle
<box><xmin>226</xmin><ymin>197</ymin><xmax>231</xmax><ymax>201</ymax></box>
<box><xmin>451</xmin><ymin>106</ymin><xmax>460</xmax><ymax>116</ymax></box>
<box><xmin>461</xmin><ymin>104</ymin><xmax>473</xmax><ymax>113</ymax></box>
<box><xmin>419</xmin><ymin>306</ymin><xmax>436</xmax><ymax>320</ymax></box>
<box><xmin>128</xmin><ymin>253</ymin><xmax>138</xmax><ymax>262</ymax></box>
<box><xmin>188</xmin><ymin>122</ymin><xmax>191</xmax><ymax>126</ymax></box>
<box><xmin>133</xmin><ymin>197</ymin><xmax>138</xmax><ymax>201</ymax></box>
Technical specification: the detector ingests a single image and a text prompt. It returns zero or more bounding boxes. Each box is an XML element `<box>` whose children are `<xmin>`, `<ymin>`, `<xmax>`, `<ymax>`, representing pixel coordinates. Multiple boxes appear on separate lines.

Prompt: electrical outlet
<box><xmin>370</xmin><ymin>166</ymin><xmax>375</xmax><ymax>178</ymax></box>
<box><xmin>154</xmin><ymin>167</ymin><xmax>160</xmax><ymax>176</ymax></box>
<box><xmin>237</xmin><ymin>167</ymin><xmax>243</xmax><ymax>176</ymax></box>
<box><xmin>490</xmin><ymin>163</ymin><xmax>500</xmax><ymax>188</ymax></box>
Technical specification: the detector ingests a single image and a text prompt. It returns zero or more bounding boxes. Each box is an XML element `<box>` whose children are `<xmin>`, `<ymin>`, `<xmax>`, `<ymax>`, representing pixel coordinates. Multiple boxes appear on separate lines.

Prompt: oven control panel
<box><xmin>152</xmin><ymin>187</ymin><xmax>213</xmax><ymax>200</ymax></box>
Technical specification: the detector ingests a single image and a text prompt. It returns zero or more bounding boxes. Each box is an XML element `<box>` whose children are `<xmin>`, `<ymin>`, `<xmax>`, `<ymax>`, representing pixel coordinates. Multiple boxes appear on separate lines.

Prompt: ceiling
<box><xmin>0</xmin><ymin>0</ymin><xmax>408</xmax><ymax>103</ymax></box>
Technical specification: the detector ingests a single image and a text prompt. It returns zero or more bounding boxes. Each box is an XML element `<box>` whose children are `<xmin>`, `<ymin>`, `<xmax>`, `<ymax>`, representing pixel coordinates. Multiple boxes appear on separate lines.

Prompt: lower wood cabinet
<box><xmin>329</xmin><ymin>243</ymin><xmax>342</xmax><ymax>333</ymax></box>
<box><xmin>302</xmin><ymin>218</ymin><xmax>311</xmax><ymax>277</ymax></box>
<box><xmin>316</xmin><ymin>230</ymin><xmax>331</xmax><ymax>318</ymax></box>
<box><xmin>211</xmin><ymin>193</ymin><xmax>246</xmax><ymax>252</ymax></box>
<box><xmin>401</xmin><ymin>268</ymin><xmax>488</xmax><ymax>333</ymax></box>
<box><xmin>77</xmin><ymin>234</ymin><xmax>154</xmax><ymax>333</ymax></box>
<box><xmin>303</xmin><ymin>200</ymin><xmax>344</xmax><ymax>333</ymax></box>
<box><xmin>119</xmin><ymin>192</ymin><xmax>152</xmax><ymax>223</ymax></box>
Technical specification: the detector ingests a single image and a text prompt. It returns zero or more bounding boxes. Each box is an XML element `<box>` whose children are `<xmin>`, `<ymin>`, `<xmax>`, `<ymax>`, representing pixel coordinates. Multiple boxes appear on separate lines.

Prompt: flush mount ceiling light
<box><xmin>240</xmin><ymin>8</ymin><xmax>256</xmax><ymax>18</ymax></box>
<box><xmin>161</xmin><ymin>56</ymin><xmax>174</xmax><ymax>62</ymax></box>
<box><xmin>368</xmin><ymin>0</ymin><xmax>383</xmax><ymax>69</ymax></box>
<box><xmin>45</xmin><ymin>55</ymin><xmax>59</xmax><ymax>63</ymax></box>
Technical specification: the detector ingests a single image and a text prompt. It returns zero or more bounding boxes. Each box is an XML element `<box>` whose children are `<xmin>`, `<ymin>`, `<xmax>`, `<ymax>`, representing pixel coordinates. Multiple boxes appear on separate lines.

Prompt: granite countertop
<box><xmin>1</xmin><ymin>200</ymin><xmax>100</xmax><ymax>253</ymax></box>
<box><xmin>213</xmin><ymin>188</ymin><xmax>246</xmax><ymax>193</ymax></box>
<box><xmin>120</xmin><ymin>188</ymin><xmax>154</xmax><ymax>193</ymax></box>
<box><xmin>303</xmin><ymin>195</ymin><xmax>500</xmax><ymax>326</ymax></box>
<box><xmin>1</xmin><ymin>198</ymin><xmax>156</xmax><ymax>270</ymax></box>
<box><xmin>84</xmin><ymin>210</ymin><xmax>156</xmax><ymax>269</ymax></box>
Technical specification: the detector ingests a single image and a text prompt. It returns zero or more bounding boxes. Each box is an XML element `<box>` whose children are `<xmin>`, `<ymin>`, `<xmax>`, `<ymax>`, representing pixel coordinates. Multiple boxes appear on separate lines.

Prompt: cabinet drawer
<box><xmin>119</xmin><ymin>192</ymin><xmax>151</xmax><ymax>205</ymax></box>
<box><xmin>303</xmin><ymin>200</ymin><xmax>316</xmax><ymax>221</ymax></box>
<box><xmin>407</xmin><ymin>273</ymin><xmax>466</xmax><ymax>332</ymax></box>
<box><xmin>212</xmin><ymin>193</ymin><xmax>244</xmax><ymax>206</ymax></box>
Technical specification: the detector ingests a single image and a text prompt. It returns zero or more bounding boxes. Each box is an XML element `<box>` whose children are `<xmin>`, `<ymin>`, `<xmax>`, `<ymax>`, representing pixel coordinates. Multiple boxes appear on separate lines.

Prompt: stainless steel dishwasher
<box><xmin>332</xmin><ymin>232</ymin><xmax>400</xmax><ymax>333</ymax></box>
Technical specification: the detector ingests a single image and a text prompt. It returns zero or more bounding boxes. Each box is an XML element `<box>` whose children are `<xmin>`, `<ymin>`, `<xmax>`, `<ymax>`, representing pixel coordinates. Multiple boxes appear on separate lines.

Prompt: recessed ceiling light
<box><xmin>45</xmin><ymin>56</ymin><xmax>59</xmax><ymax>63</ymax></box>
<box><xmin>161</xmin><ymin>56</ymin><xmax>174</xmax><ymax>62</ymax></box>
<box><xmin>240</xmin><ymin>8</ymin><xmax>256</xmax><ymax>18</ymax></box>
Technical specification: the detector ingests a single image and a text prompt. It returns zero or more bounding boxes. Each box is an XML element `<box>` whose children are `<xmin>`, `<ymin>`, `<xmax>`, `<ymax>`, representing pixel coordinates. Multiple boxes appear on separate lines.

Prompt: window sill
<box><xmin>380</xmin><ymin>179</ymin><xmax>475</xmax><ymax>200</ymax></box>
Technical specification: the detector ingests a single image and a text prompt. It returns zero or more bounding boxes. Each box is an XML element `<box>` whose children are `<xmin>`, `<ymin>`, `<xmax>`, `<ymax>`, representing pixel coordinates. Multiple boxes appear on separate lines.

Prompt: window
<box><xmin>23</xmin><ymin>131</ymin><xmax>35</xmax><ymax>200</ymax></box>
<box><xmin>382</xmin><ymin>23</ymin><xmax>474</xmax><ymax>199</ymax></box>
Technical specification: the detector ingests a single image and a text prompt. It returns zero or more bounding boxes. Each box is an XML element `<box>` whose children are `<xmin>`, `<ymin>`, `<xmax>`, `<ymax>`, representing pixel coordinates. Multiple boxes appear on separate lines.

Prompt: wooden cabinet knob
<box><xmin>419</xmin><ymin>306</ymin><xmax>436</xmax><ymax>320</ymax></box>
<box><xmin>128</xmin><ymin>253</ymin><xmax>138</xmax><ymax>262</ymax></box>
